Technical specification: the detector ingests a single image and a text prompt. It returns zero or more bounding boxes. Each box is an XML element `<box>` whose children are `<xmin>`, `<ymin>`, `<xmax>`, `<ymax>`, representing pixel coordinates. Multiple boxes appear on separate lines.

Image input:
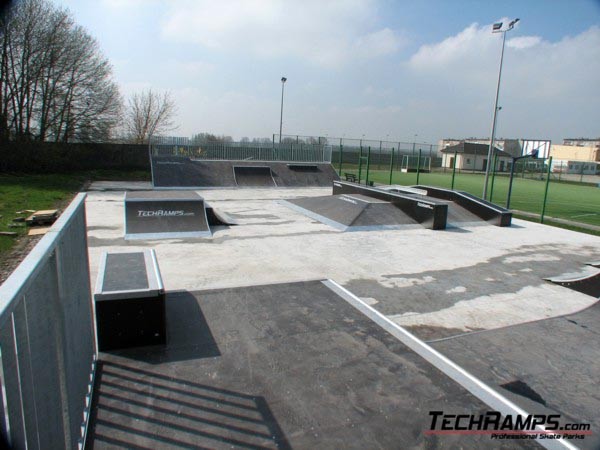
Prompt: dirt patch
<box><xmin>0</xmin><ymin>235</ymin><xmax>42</xmax><ymax>285</ymax></box>
<box><xmin>0</xmin><ymin>193</ymin><xmax>78</xmax><ymax>287</ymax></box>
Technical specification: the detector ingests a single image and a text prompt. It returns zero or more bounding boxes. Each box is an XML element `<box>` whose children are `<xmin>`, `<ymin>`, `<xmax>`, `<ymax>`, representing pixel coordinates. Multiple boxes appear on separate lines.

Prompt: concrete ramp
<box><xmin>282</xmin><ymin>194</ymin><xmax>419</xmax><ymax>231</ymax></box>
<box><xmin>546</xmin><ymin>267</ymin><xmax>600</xmax><ymax>298</ymax></box>
<box><xmin>125</xmin><ymin>191</ymin><xmax>221</xmax><ymax>239</ymax></box>
<box><xmin>233</xmin><ymin>166</ymin><xmax>277</xmax><ymax>187</ymax></box>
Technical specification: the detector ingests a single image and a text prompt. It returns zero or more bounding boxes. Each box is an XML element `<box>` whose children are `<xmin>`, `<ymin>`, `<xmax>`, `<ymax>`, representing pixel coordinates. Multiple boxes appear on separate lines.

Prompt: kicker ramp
<box><xmin>283</xmin><ymin>194</ymin><xmax>421</xmax><ymax>231</ymax></box>
<box><xmin>124</xmin><ymin>190</ymin><xmax>211</xmax><ymax>239</ymax></box>
<box><xmin>546</xmin><ymin>267</ymin><xmax>600</xmax><ymax>298</ymax></box>
<box><xmin>332</xmin><ymin>181</ymin><xmax>448</xmax><ymax>230</ymax></box>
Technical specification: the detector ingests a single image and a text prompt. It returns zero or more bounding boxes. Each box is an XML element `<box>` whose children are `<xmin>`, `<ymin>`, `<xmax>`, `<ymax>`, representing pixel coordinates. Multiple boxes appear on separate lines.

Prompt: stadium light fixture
<box><xmin>483</xmin><ymin>18</ymin><xmax>520</xmax><ymax>200</ymax></box>
<box><xmin>279</xmin><ymin>77</ymin><xmax>287</xmax><ymax>143</ymax></box>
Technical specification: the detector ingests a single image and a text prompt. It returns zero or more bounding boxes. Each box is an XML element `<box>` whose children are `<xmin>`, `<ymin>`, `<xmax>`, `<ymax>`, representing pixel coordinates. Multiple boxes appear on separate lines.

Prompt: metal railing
<box><xmin>0</xmin><ymin>194</ymin><xmax>95</xmax><ymax>449</ymax></box>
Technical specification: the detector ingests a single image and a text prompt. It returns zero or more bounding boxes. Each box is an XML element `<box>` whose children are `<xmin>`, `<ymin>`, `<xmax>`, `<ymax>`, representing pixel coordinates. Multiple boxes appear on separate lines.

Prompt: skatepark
<box><xmin>77</xmin><ymin>154</ymin><xmax>600</xmax><ymax>449</ymax></box>
<box><xmin>2</xmin><ymin>147</ymin><xmax>598</xmax><ymax>449</ymax></box>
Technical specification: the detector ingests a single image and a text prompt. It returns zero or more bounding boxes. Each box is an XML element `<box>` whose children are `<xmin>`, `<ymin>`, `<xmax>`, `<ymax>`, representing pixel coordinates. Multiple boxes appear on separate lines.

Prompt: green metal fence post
<box><xmin>489</xmin><ymin>153</ymin><xmax>498</xmax><ymax>203</ymax></box>
<box><xmin>358</xmin><ymin>145</ymin><xmax>363</xmax><ymax>183</ymax></box>
<box><xmin>366</xmin><ymin>146</ymin><xmax>372</xmax><ymax>185</ymax></box>
<box><xmin>540</xmin><ymin>157</ymin><xmax>553</xmax><ymax>223</ymax></box>
<box><xmin>451</xmin><ymin>149</ymin><xmax>458</xmax><ymax>189</ymax></box>
<box><xmin>416</xmin><ymin>149</ymin><xmax>422</xmax><ymax>185</ymax></box>
<box><xmin>389</xmin><ymin>147</ymin><xmax>395</xmax><ymax>185</ymax></box>
<box><xmin>338</xmin><ymin>144</ymin><xmax>344</xmax><ymax>174</ymax></box>
<box><xmin>378</xmin><ymin>141</ymin><xmax>382</xmax><ymax>170</ymax></box>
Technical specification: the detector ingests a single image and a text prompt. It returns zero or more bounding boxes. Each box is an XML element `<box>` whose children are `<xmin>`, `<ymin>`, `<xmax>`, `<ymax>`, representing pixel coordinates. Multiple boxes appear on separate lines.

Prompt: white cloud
<box><xmin>160</xmin><ymin>0</ymin><xmax>404</xmax><ymax>66</ymax></box>
<box><xmin>170</xmin><ymin>87</ymin><xmax>280</xmax><ymax>137</ymax></box>
<box><xmin>409</xmin><ymin>23</ymin><xmax>486</xmax><ymax>70</ymax></box>
<box><xmin>120</xmin><ymin>81</ymin><xmax>153</xmax><ymax>97</ymax></box>
<box><xmin>354</xmin><ymin>28</ymin><xmax>402</xmax><ymax>58</ymax></box>
<box><xmin>405</xmin><ymin>23</ymin><xmax>600</xmax><ymax>140</ymax></box>
<box><xmin>507</xmin><ymin>36</ymin><xmax>542</xmax><ymax>49</ymax></box>
<box><xmin>169</xmin><ymin>60</ymin><xmax>215</xmax><ymax>75</ymax></box>
<box><xmin>101</xmin><ymin>0</ymin><xmax>156</xmax><ymax>8</ymax></box>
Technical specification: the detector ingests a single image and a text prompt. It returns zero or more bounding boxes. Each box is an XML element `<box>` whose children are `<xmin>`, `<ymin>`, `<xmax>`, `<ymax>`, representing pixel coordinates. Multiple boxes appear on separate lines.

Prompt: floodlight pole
<box><xmin>483</xmin><ymin>19</ymin><xmax>519</xmax><ymax>200</ymax></box>
<box><xmin>279</xmin><ymin>77</ymin><xmax>287</xmax><ymax>143</ymax></box>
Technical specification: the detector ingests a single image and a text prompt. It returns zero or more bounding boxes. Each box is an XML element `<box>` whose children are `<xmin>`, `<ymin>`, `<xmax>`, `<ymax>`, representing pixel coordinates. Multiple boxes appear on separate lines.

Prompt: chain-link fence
<box><xmin>150</xmin><ymin>136</ymin><xmax>332</xmax><ymax>163</ymax></box>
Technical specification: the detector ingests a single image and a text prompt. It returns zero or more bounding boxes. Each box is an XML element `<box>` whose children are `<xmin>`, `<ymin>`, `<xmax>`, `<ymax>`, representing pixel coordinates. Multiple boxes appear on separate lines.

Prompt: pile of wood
<box><xmin>1</xmin><ymin>209</ymin><xmax>60</xmax><ymax>238</ymax></box>
<box><xmin>25</xmin><ymin>210</ymin><xmax>59</xmax><ymax>226</ymax></box>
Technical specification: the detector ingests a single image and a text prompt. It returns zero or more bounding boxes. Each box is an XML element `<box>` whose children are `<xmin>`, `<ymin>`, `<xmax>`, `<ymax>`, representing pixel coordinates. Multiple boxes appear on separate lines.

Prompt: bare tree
<box><xmin>0</xmin><ymin>0</ymin><xmax>121</xmax><ymax>142</ymax></box>
<box><xmin>191</xmin><ymin>132</ymin><xmax>233</xmax><ymax>143</ymax></box>
<box><xmin>125</xmin><ymin>89</ymin><xmax>177</xmax><ymax>144</ymax></box>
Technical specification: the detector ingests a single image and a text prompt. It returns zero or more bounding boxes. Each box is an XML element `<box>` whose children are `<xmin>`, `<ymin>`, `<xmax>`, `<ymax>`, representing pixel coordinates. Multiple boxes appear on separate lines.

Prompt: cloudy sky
<box><xmin>54</xmin><ymin>0</ymin><xmax>600</xmax><ymax>144</ymax></box>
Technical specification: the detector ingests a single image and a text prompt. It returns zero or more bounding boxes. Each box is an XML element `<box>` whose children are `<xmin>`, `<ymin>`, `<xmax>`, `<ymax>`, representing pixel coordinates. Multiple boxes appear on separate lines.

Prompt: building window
<box><xmin>466</xmin><ymin>158</ymin><xmax>471</xmax><ymax>164</ymax></box>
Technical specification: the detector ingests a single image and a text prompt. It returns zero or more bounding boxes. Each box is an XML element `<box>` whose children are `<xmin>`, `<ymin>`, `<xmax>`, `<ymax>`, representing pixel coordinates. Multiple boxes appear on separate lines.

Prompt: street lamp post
<box><xmin>483</xmin><ymin>18</ymin><xmax>519</xmax><ymax>200</ymax></box>
<box><xmin>279</xmin><ymin>77</ymin><xmax>287</xmax><ymax>144</ymax></box>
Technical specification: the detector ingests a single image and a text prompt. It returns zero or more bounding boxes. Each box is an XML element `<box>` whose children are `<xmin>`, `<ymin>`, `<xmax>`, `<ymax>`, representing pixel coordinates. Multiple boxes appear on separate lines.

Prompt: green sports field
<box><xmin>339</xmin><ymin>168</ymin><xmax>600</xmax><ymax>228</ymax></box>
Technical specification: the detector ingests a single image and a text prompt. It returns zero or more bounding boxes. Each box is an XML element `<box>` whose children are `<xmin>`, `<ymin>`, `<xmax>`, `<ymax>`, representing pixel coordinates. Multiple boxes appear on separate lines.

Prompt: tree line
<box><xmin>0</xmin><ymin>0</ymin><xmax>176</xmax><ymax>144</ymax></box>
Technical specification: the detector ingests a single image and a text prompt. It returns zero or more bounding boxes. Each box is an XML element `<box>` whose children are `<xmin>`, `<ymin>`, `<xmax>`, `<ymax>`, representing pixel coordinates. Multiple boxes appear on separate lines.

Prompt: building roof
<box><xmin>441</xmin><ymin>142</ymin><xmax>511</xmax><ymax>157</ymax></box>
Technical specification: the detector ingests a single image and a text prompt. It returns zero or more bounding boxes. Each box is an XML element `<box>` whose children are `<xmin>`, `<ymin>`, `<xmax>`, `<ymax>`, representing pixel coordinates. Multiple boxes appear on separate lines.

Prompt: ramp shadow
<box><xmin>440</xmin><ymin>226</ymin><xmax>472</xmax><ymax>233</ymax></box>
<box><xmin>88</xmin><ymin>360</ymin><xmax>290</xmax><ymax>450</ymax></box>
<box><xmin>104</xmin><ymin>291</ymin><xmax>221</xmax><ymax>364</ymax></box>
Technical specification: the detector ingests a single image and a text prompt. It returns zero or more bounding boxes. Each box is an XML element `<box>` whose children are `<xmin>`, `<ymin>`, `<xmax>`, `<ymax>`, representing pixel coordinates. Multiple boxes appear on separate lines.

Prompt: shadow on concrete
<box><xmin>87</xmin><ymin>360</ymin><xmax>290</xmax><ymax>450</ymax></box>
<box><xmin>440</xmin><ymin>226</ymin><xmax>472</xmax><ymax>233</ymax></box>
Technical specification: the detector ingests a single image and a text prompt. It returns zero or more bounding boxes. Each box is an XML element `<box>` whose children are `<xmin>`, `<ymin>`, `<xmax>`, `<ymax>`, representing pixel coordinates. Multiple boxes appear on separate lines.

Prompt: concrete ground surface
<box><xmin>85</xmin><ymin>184</ymin><xmax>600</xmax><ymax>448</ymax></box>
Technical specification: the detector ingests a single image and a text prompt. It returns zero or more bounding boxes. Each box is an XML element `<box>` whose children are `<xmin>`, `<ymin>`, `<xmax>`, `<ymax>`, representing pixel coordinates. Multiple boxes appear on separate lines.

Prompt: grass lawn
<box><xmin>339</xmin><ymin>167</ymin><xmax>600</xmax><ymax>228</ymax></box>
<box><xmin>0</xmin><ymin>170</ymin><xmax>150</xmax><ymax>257</ymax></box>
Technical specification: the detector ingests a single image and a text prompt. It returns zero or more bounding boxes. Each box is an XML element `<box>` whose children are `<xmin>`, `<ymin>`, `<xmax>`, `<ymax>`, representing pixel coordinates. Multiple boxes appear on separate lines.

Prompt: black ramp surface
<box><xmin>431</xmin><ymin>301</ymin><xmax>600</xmax><ymax>450</ymax></box>
<box><xmin>205</xmin><ymin>205</ymin><xmax>237</xmax><ymax>226</ymax></box>
<box><xmin>153</xmin><ymin>157</ymin><xmax>237</xmax><ymax>187</ymax></box>
<box><xmin>413</xmin><ymin>185</ymin><xmax>512</xmax><ymax>226</ymax></box>
<box><xmin>102</xmin><ymin>253</ymin><xmax>148</xmax><ymax>291</ymax></box>
<box><xmin>285</xmin><ymin>195</ymin><xmax>369</xmax><ymax>228</ymax></box>
<box><xmin>446</xmin><ymin>201</ymin><xmax>491</xmax><ymax>226</ymax></box>
<box><xmin>332</xmin><ymin>181</ymin><xmax>448</xmax><ymax>229</ymax></box>
<box><xmin>87</xmin><ymin>281</ymin><xmax>538</xmax><ymax>449</ymax></box>
<box><xmin>385</xmin><ymin>187</ymin><xmax>485</xmax><ymax>226</ymax></box>
<box><xmin>233</xmin><ymin>166</ymin><xmax>276</xmax><ymax>187</ymax></box>
<box><xmin>284</xmin><ymin>194</ymin><xmax>419</xmax><ymax>230</ymax></box>
<box><xmin>125</xmin><ymin>190</ymin><xmax>210</xmax><ymax>239</ymax></box>
<box><xmin>151</xmin><ymin>157</ymin><xmax>339</xmax><ymax>187</ymax></box>
<box><xmin>547</xmin><ymin>270</ymin><xmax>600</xmax><ymax>298</ymax></box>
